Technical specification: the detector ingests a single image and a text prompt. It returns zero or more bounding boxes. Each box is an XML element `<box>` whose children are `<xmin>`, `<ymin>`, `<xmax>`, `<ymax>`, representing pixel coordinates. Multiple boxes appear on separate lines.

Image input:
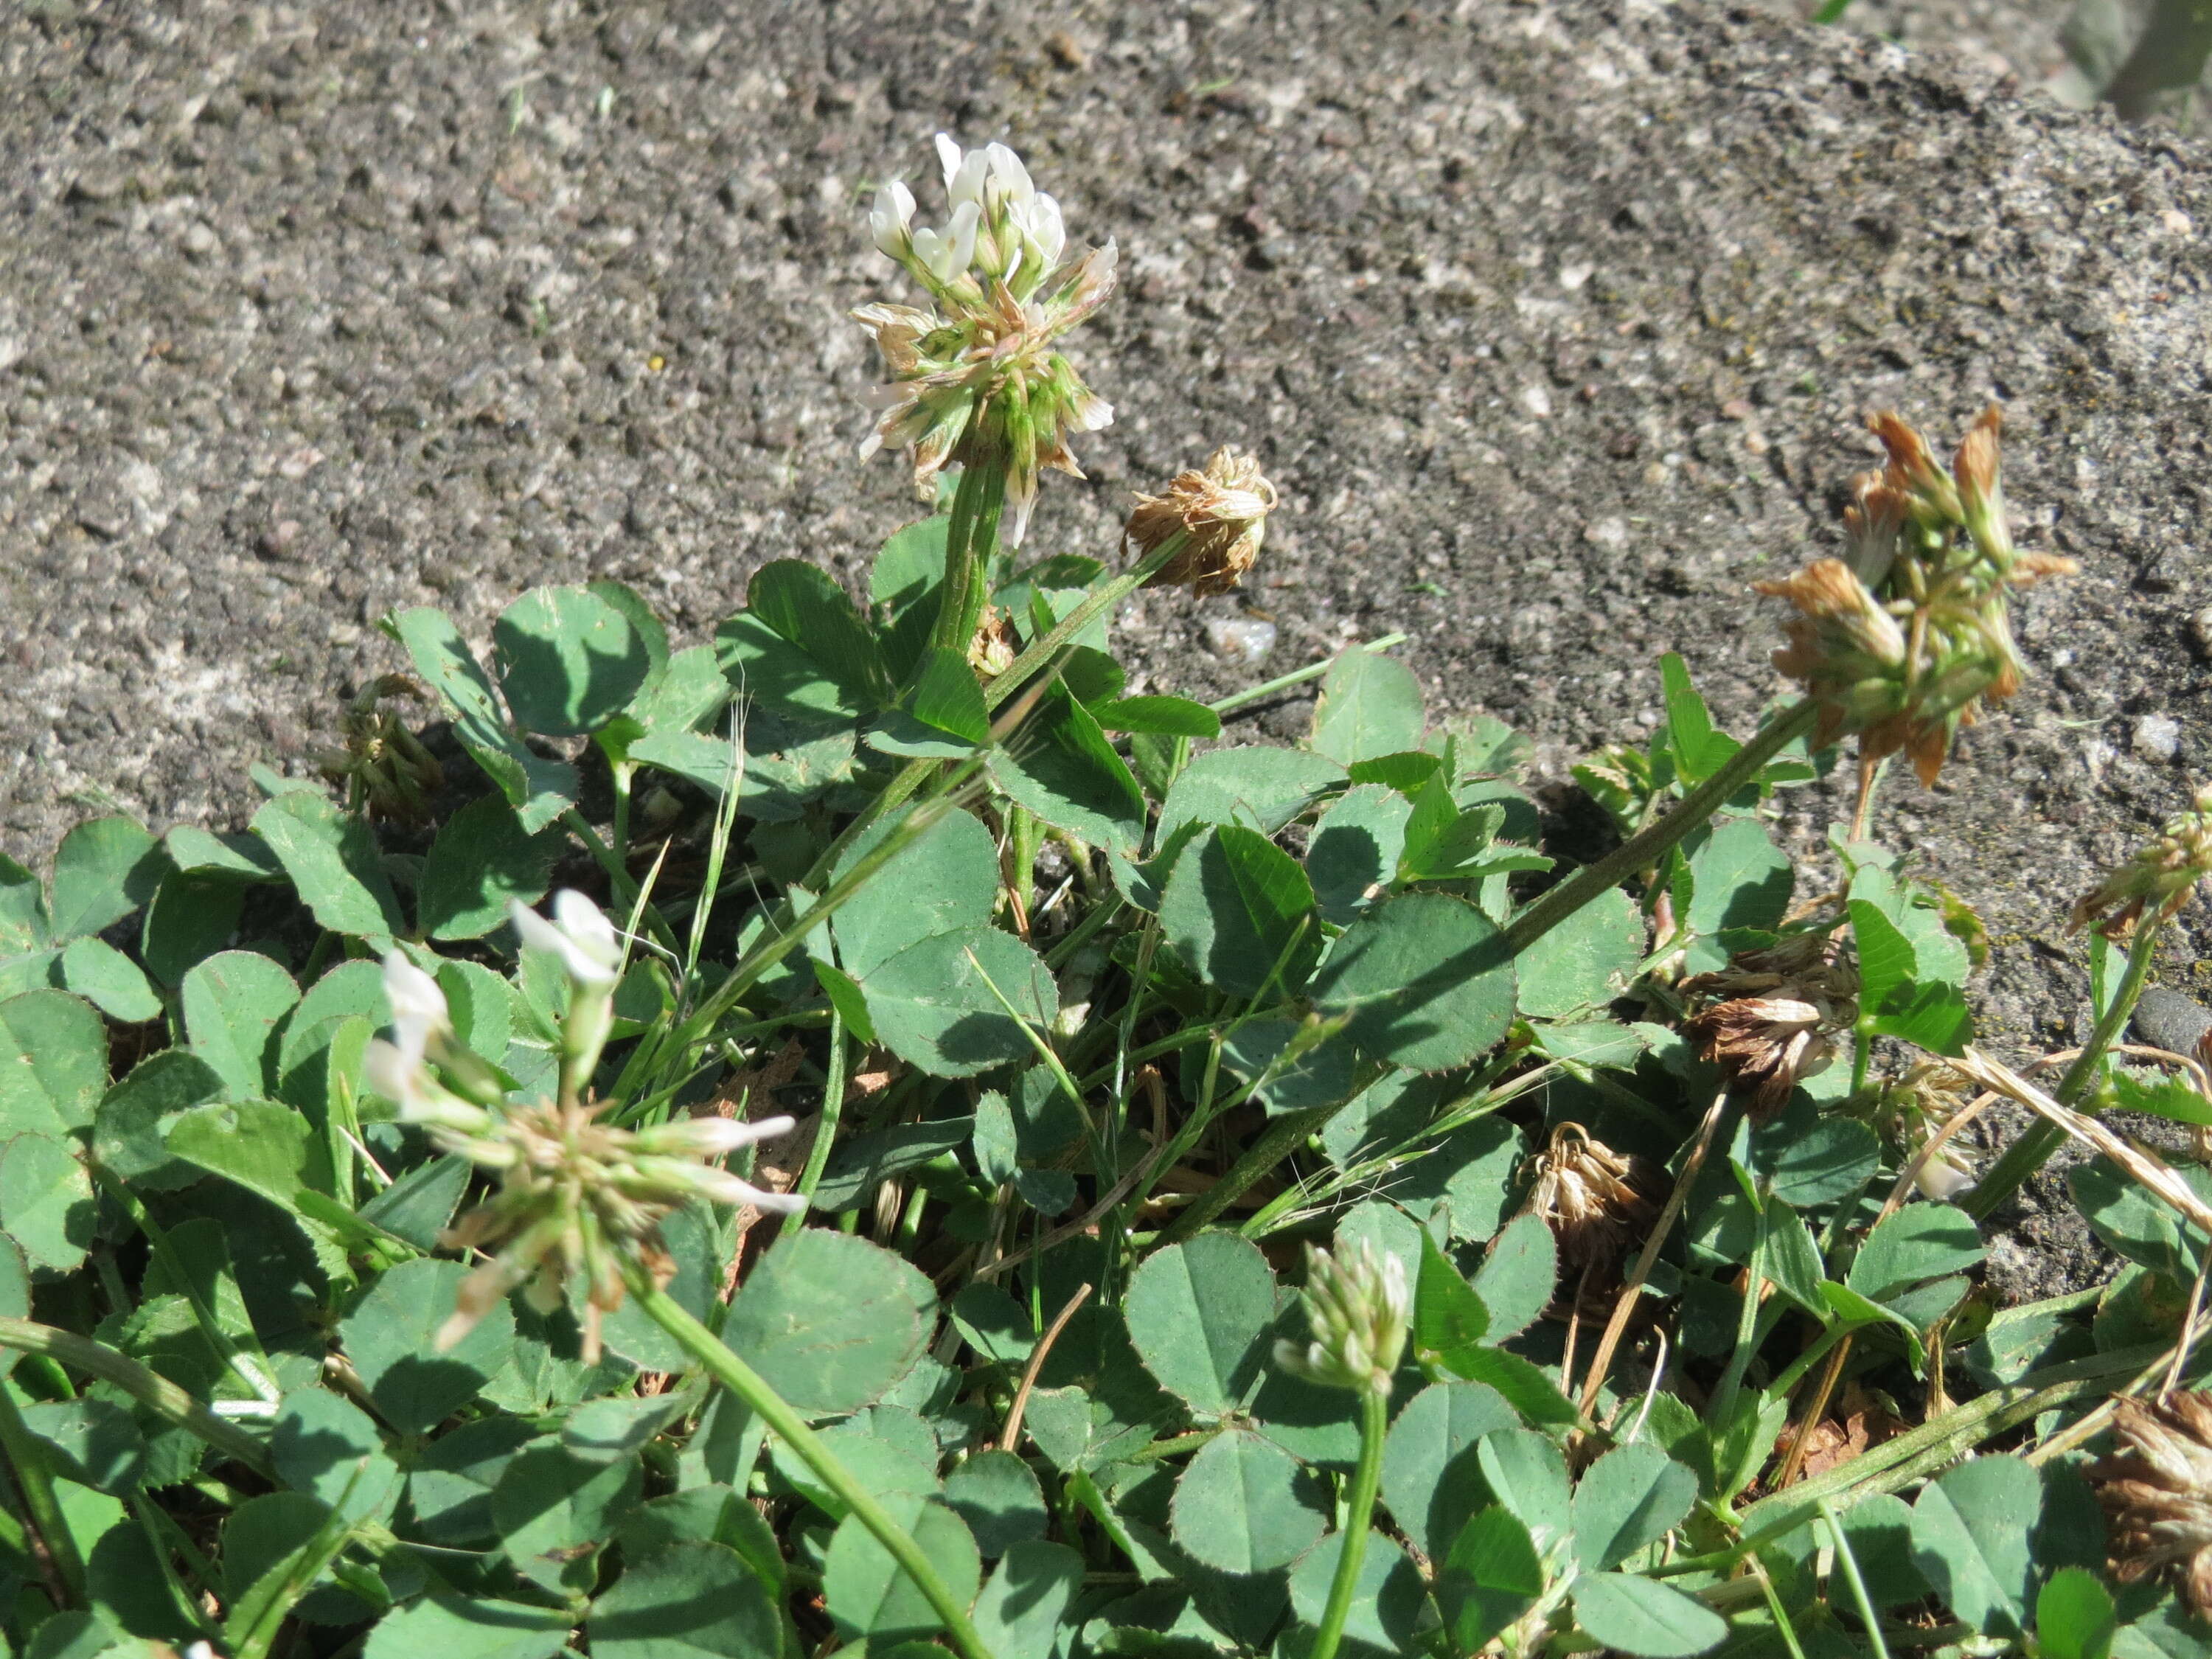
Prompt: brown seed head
<box><xmin>2091</xmin><ymin>1391</ymin><xmax>2212</xmax><ymax>1615</ymax></box>
<box><xmin>1133</xmin><ymin>446</ymin><xmax>1278</xmax><ymax>598</ymax></box>
<box><xmin>1684</xmin><ymin>935</ymin><xmax>1859</xmax><ymax>1115</ymax></box>
<box><xmin>1524</xmin><ymin>1123</ymin><xmax>1663</xmax><ymax>1272</ymax></box>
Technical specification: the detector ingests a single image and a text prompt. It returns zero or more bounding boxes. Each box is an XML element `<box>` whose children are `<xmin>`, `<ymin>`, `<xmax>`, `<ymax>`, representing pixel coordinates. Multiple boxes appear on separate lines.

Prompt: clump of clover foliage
<box><xmin>5</xmin><ymin>400</ymin><xmax>2212</xmax><ymax>1659</ymax></box>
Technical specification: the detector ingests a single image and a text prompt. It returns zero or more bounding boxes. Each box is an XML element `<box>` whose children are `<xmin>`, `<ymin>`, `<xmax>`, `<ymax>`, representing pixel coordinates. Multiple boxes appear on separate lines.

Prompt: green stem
<box><xmin>1504</xmin><ymin>698</ymin><xmax>1823</xmax><ymax>955</ymax></box>
<box><xmin>620</xmin><ymin>1264</ymin><xmax>994</xmax><ymax>1659</ymax></box>
<box><xmin>1962</xmin><ymin>916</ymin><xmax>2163</xmax><ymax>1221</ymax></box>
<box><xmin>0</xmin><ymin>1317</ymin><xmax>276</xmax><ymax>1478</ymax></box>
<box><xmin>563</xmin><ymin>807</ymin><xmax>678</xmax><ymax>955</ymax></box>
<box><xmin>983</xmin><ymin>531</ymin><xmax>1191</xmax><ymax>712</ymax></box>
<box><xmin>1307</xmin><ymin>1389</ymin><xmax>1388</xmax><ymax>1659</ymax></box>
<box><xmin>0</xmin><ymin>1379</ymin><xmax>86</xmax><ymax>1607</ymax></box>
<box><xmin>791</xmin><ymin>1006</ymin><xmax>846</xmax><ymax>1211</ymax></box>
<box><xmin>1710</xmin><ymin>1212</ymin><xmax>1770</xmax><ymax>1427</ymax></box>
<box><xmin>931</xmin><ymin>449</ymin><xmax>1008</xmax><ymax>657</ymax></box>
<box><xmin>1820</xmin><ymin>1497</ymin><xmax>1893</xmax><ymax>1659</ymax></box>
<box><xmin>1206</xmin><ymin>634</ymin><xmax>1410</xmax><ymax>718</ymax></box>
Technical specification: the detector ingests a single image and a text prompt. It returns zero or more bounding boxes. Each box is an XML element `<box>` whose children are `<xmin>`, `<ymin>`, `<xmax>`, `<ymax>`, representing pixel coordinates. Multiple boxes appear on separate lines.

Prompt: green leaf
<box><xmin>1307</xmin><ymin>785</ymin><xmax>1413</xmax><ymax>926</ymax></box>
<box><xmin>2072</xmin><ymin>1157</ymin><xmax>2212</xmax><ymax>1281</ymax></box>
<box><xmin>1287</xmin><ymin>1530</ymin><xmax>1427</xmax><ymax>1655</ymax></box>
<box><xmin>990</xmin><ymin>686</ymin><xmax>1147</xmax><ymax>858</ymax></box>
<box><xmin>1160</xmin><ymin>825</ymin><xmax>1321</xmax><ymax>1000</ymax></box>
<box><xmin>179</xmin><ymin>947</ymin><xmax>301</xmax><ymax>1106</ymax></box>
<box><xmin>1158</xmin><ymin>747</ymin><xmax>1346</xmax><ymax>845</ymax></box>
<box><xmin>563</xmin><ymin>1393</ymin><xmax>689</xmax><ymax>1467</ymax></box>
<box><xmin>1848</xmin><ymin>865</ymin><xmax>1972</xmax><ymax>1052</ymax></box>
<box><xmin>357</xmin><ymin>1154</ymin><xmax>469</xmax><ymax>1253</ymax></box>
<box><xmin>588</xmin><ymin>1539</ymin><xmax>781</xmax><ymax>1659</ymax></box>
<box><xmin>1683</xmin><ymin>818</ymin><xmax>1793</xmax><ymax>964</ymax></box>
<box><xmin>747</xmin><ymin>560</ymin><xmax>891</xmax><ymax>709</ymax></box>
<box><xmin>897</xmin><ymin>644</ymin><xmax>989</xmax><ymax>747</ymax></box>
<box><xmin>20</xmin><ymin>1397</ymin><xmax>145</xmax><ymax>1496</ymax></box>
<box><xmin>616</xmin><ymin>1487</ymin><xmax>785</xmax><ymax>1595</ymax></box>
<box><xmin>1217</xmin><ymin>1018</ymin><xmax>1360</xmax><ymax>1117</ymax></box>
<box><xmin>364</xmin><ymin>1595</ymin><xmax>571</xmax><ymax>1659</ymax></box>
<box><xmin>1763</xmin><ymin>1202</ymin><xmax>1829</xmax><ymax>1315</ymax></box>
<box><xmin>1310</xmin><ymin>647</ymin><xmax>1425</xmax><ymax>764</ymax></box>
<box><xmin>165</xmin><ymin>1097</ymin><xmax>334</xmax><ymax>1210</ymax></box>
<box><xmin>1436</xmin><ymin>1506</ymin><xmax>1545</xmax><ymax>1657</ymax></box>
<box><xmin>598</xmin><ymin>1203</ymin><xmax>723</xmax><ymax>1374</ymax></box>
<box><xmin>860</xmin><ymin>925</ymin><xmax>1058</xmax><ymax>1078</ymax></box>
<box><xmin>2038</xmin><ymin>1565</ymin><xmax>2118</xmax><ymax>1659</ymax></box>
<box><xmin>1477</xmin><ymin>1429</ymin><xmax>1573</xmax><ymax>1551</ymax></box>
<box><xmin>141</xmin><ymin>872</ymin><xmax>245</xmax><ymax>988</ymax></box>
<box><xmin>1380</xmin><ymin>1380</ymin><xmax>1518</xmax><ymax>1557</ymax></box>
<box><xmin>1572</xmin><ymin>1441</ymin><xmax>1698</xmax><ymax>1570</ymax></box>
<box><xmin>251</xmin><ymin>792</ymin><xmax>406</xmax><ymax>943</ymax></box>
<box><xmin>723</xmin><ymin>1229</ymin><xmax>936</xmax><ymax>1416</ymax></box>
<box><xmin>1848</xmin><ymin>1205</ymin><xmax>1986</xmax><ymax>1304</ymax></box>
<box><xmin>1514</xmin><ymin>885</ymin><xmax>1643</xmax><ymax>1018</ymax></box>
<box><xmin>1413</xmin><ymin>1229</ymin><xmax>1489</xmax><ymax>1371</ymax></box>
<box><xmin>0</xmin><ymin>988</ymin><xmax>108</xmax><ymax>1138</ymax></box>
<box><xmin>874</xmin><ymin>515</ymin><xmax>953</xmax><ymax>611</ymax></box>
<box><xmin>1571</xmin><ymin>1571</ymin><xmax>1728</xmax><ymax>1656</ymax></box>
<box><xmin>492</xmin><ymin>1441</ymin><xmax>643</xmax><ymax>1595</ymax></box>
<box><xmin>1471</xmin><ymin>1215</ymin><xmax>1557</xmax><ymax>1346</ymax></box>
<box><xmin>418</xmin><ymin>796</ymin><xmax>560</xmax><ymax>939</ymax></box>
<box><xmin>1</xmin><ymin>1132</ymin><xmax>95</xmax><ymax>1273</ymax></box>
<box><xmin>392</xmin><ymin>605</ymin><xmax>577</xmax><ymax>832</ymax></box>
<box><xmin>405</xmin><ymin>1416</ymin><xmax>540</xmax><ymax>1546</ymax></box>
<box><xmin>1659</xmin><ymin>654</ymin><xmax>1738</xmax><ymax>784</ymax></box>
<box><xmin>1440</xmin><ymin>1344</ymin><xmax>1580</xmax><ymax>1427</ymax></box>
<box><xmin>0</xmin><ymin>851</ymin><xmax>48</xmax><ymax>953</ymax></box>
<box><xmin>943</xmin><ymin>1450</ymin><xmax>1048</xmax><ymax>1558</ymax></box>
<box><xmin>340</xmin><ymin>1256</ymin><xmax>516</xmax><ymax>1433</ymax></box>
<box><xmin>822</xmin><ymin>1494</ymin><xmax>981</xmax><ymax>1642</ymax></box>
<box><xmin>1756</xmin><ymin>1116</ymin><xmax>1879</xmax><ymax>1208</ymax></box>
<box><xmin>493</xmin><ymin>584</ymin><xmax>661</xmax><ymax>737</ymax></box>
<box><xmin>163</xmin><ymin>825</ymin><xmax>283</xmax><ymax>884</ymax></box>
<box><xmin>1124</xmin><ymin>1232</ymin><xmax>1277</xmax><ymax>1414</ymax></box>
<box><xmin>50</xmin><ymin>816</ymin><xmax>162</xmax><ymax>939</ymax></box>
<box><xmin>58</xmin><ymin>936</ymin><xmax>160</xmax><ymax>1023</ymax></box>
<box><xmin>271</xmin><ymin>1388</ymin><xmax>393</xmax><ymax>1515</ymax></box>
<box><xmin>1093</xmin><ymin>695</ymin><xmax>1220</xmax><ymax>739</ymax></box>
<box><xmin>1828</xmin><ymin>1492</ymin><xmax>1927</xmax><ymax>1607</ymax></box>
<box><xmin>93</xmin><ymin>1050</ymin><xmax>220</xmax><ymax>1191</ymax></box>
<box><xmin>1312</xmin><ymin>891</ymin><xmax>1515</xmax><ymax>1071</ymax></box>
<box><xmin>1909</xmin><ymin>1455</ymin><xmax>2043</xmax><ymax>1635</ymax></box>
<box><xmin>1168</xmin><ymin>1427</ymin><xmax>1329</xmax><ymax>1574</ymax></box>
<box><xmin>970</xmin><ymin>1540</ymin><xmax>1083</xmax><ymax>1659</ymax></box>
<box><xmin>2111</xmin><ymin>1062</ymin><xmax>2212</xmax><ymax>1129</ymax></box>
<box><xmin>830</xmin><ymin>807</ymin><xmax>999</xmax><ymax>979</ymax></box>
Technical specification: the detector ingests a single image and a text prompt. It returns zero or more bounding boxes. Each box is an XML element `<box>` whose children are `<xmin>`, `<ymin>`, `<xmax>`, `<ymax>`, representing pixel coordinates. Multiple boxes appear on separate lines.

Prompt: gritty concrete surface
<box><xmin>4</xmin><ymin>1</ymin><xmax>2209</xmax><ymax>1297</ymax></box>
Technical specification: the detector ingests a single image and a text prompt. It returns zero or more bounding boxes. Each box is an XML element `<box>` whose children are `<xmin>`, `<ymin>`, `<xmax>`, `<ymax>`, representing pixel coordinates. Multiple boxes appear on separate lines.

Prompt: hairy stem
<box><xmin>1962</xmin><ymin>916</ymin><xmax>2163</xmax><ymax>1220</ymax></box>
<box><xmin>1505</xmin><ymin>698</ymin><xmax>1822</xmax><ymax>955</ymax></box>
<box><xmin>622</xmin><ymin>1263</ymin><xmax>993</xmax><ymax>1659</ymax></box>
<box><xmin>931</xmin><ymin>447</ymin><xmax>1008</xmax><ymax>657</ymax></box>
<box><xmin>1307</xmin><ymin>1389</ymin><xmax>1388</xmax><ymax>1659</ymax></box>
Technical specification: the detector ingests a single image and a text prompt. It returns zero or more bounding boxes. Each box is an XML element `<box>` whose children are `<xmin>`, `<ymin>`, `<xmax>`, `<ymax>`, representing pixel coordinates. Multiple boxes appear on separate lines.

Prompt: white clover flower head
<box><xmin>1274</xmin><ymin>1240</ymin><xmax>1411</xmax><ymax>1397</ymax></box>
<box><xmin>511</xmin><ymin>889</ymin><xmax>622</xmax><ymax>987</ymax></box>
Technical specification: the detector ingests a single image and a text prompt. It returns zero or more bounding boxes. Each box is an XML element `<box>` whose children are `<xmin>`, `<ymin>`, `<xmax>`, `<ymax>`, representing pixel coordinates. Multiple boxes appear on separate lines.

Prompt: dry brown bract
<box><xmin>1683</xmin><ymin>935</ymin><xmax>1859</xmax><ymax>1116</ymax></box>
<box><xmin>2092</xmin><ymin>1391</ymin><xmax>2212</xmax><ymax>1615</ymax></box>
<box><xmin>1524</xmin><ymin>1122</ymin><xmax>1661</xmax><ymax>1273</ymax></box>
<box><xmin>1132</xmin><ymin>445</ymin><xmax>1277</xmax><ymax>598</ymax></box>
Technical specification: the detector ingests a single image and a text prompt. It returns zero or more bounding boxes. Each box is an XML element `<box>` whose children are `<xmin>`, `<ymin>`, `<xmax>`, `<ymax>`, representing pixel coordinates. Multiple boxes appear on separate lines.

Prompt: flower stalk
<box><xmin>619</xmin><ymin>1260</ymin><xmax>995</xmax><ymax>1659</ymax></box>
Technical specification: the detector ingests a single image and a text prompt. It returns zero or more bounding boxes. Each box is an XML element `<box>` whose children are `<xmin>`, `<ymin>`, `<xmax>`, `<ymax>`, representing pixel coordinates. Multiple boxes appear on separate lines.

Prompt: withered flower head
<box><xmin>968</xmin><ymin>603</ymin><xmax>1018</xmax><ymax>678</ymax></box>
<box><xmin>318</xmin><ymin>674</ymin><xmax>444</xmax><ymax>824</ymax></box>
<box><xmin>1523</xmin><ymin>1122</ymin><xmax>1662</xmax><ymax>1270</ymax></box>
<box><xmin>2072</xmin><ymin>783</ymin><xmax>2212</xmax><ymax>938</ymax></box>
<box><xmin>2091</xmin><ymin>1391</ymin><xmax>2212</xmax><ymax>1615</ymax></box>
<box><xmin>1759</xmin><ymin>408</ymin><xmax>2073</xmax><ymax>788</ymax></box>
<box><xmin>1684</xmin><ymin>934</ymin><xmax>1859</xmax><ymax>1115</ymax></box>
<box><xmin>1132</xmin><ymin>446</ymin><xmax>1279</xmax><ymax>599</ymax></box>
<box><xmin>1873</xmin><ymin>1061</ymin><xmax>1979</xmax><ymax>1201</ymax></box>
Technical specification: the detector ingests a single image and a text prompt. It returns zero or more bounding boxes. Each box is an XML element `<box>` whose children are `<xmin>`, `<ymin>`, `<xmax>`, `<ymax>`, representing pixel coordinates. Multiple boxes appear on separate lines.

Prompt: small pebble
<box><xmin>1203</xmin><ymin>614</ymin><xmax>1277</xmax><ymax>669</ymax></box>
<box><xmin>2133</xmin><ymin>987</ymin><xmax>2212</xmax><ymax>1057</ymax></box>
<box><xmin>2132</xmin><ymin>712</ymin><xmax>2180</xmax><ymax>762</ymax></box>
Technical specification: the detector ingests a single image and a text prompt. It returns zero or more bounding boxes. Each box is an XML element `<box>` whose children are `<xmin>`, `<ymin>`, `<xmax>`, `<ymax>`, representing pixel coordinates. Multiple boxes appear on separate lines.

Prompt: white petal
<box><xmin>948</xmin><ymin>148</ymin><xmax>988</xmax><ymax>212</ymax></box>
<box><xmin>934</xmin><ymin>132</ymin><xmax>964</xmax><ymax>193</ymax></box>
<box><xmin>665</xmin><ymin>1114</ymin><xmax>799</xmax><ymax>1156</ymax></box>
<box><xmin>692</xmin><ymin>1167</ymin><xmax>810</xmax><ymax>1213</ymax></box>
<box><xmin>364</xmin><ymin>1038</ymin><xmax>421</xmax><ymax>1108</ymax></box>
<box><xmin>942</xmin><ymin>200</ymin><xmax>980</xmax><ymax>279</ymax></box>
<box><xmin>984</xmin><ymin>142</ymin><xmax>1033</xmax><ymax>204</ymax></box>
<box><xmin>380</xmin><ymin>950</ymin><xmax>450</xmax><ymax>1058</ymax></box>
<box><xmin>553</xmin><ymin>889</ymin><xmax>622</xmax><ymax>969</ymax></box>
<box><xmin>1029</xmin><ymin>193</ymin><xmax>1065</xmax><ymax>267</ymax></box>
<box><xmin>869</xmin><ymin>181</ymin><xmax>914</xmax><ymax>256</ymax></box>
<box><xmin>509</xmin><ymin>896</ymin><xmax>618</xmax><ymax>986</ymax></box>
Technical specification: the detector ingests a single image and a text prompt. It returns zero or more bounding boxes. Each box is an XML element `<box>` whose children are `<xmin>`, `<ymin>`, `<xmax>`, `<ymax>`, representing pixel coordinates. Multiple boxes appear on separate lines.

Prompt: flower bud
<box><xmin>2072</xmin><ymin>782</ymin><xmax>2212</xmax><ymax>937</ymax></box>
<box><xmin>1273</xmin><ymin>1240</ymin><xmax>1409</xmax><ymax>1397</ymax></box>
<box><xmin>1132</xmin><ymin>447</ymin><xmax>1279</xmax><ymax>599</ymax></box>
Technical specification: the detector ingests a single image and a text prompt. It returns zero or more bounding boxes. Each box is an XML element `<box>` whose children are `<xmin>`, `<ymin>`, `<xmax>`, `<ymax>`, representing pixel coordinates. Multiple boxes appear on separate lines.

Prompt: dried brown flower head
<box><xmin>1684</xmin><ymin>934</ymin><xmax>1859</xmax><ymax>1115</ymax></box>
<box><xmin>1523</xmin><ymin>1122</ymin><xmax>1662</xmax><ymax>1272</ymax></box>
<box><xmin>968</xmin><ymin>603</ymin><xmax>1019</xmax><ymax>677</ymax></box>
<box><xmin>1133</xmin><ymin>446</ymin><xmax>1278</xmax><ymax>598</ymax></box>
<box><xmin>318</xmin><ymin>674</ymin><xmax>444</xmax><ymax>824</ymax></box>
<box><xmin>2072</xmin><ymin>782</ymin><xmax>2212</xmax><ymax>938</ymax></box>
<box><xmin>2091</xmin><ymin>1391</ymin><xmax>2212</xmax><ymax>1614</ymax></box>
